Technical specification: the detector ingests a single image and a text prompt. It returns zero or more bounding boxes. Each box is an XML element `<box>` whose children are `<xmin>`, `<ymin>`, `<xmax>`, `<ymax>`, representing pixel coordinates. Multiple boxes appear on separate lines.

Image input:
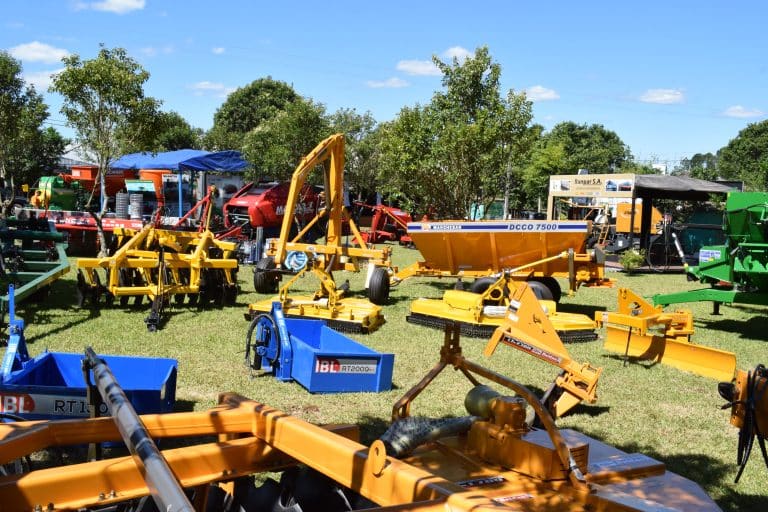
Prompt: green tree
<box><xmin>116</xmin><ymin>110</ymin><xmax>202</xmax><ymax>154</ymax></box>
<box><xmin>241</xmin><ymin>98</ymin><xmax>330</xmax><ymax>181</ymax></box>
<box><xmin>0</xmin><ymin>51</ymin><xmax>25</xmax><ymax>187</ymax></box>
<box><xmin>51</xmin><ymin>45</ymin><xmax>161</xmax><ymax>255</ymax></box>
<box><xmin>718</xmin><ymin>121</ymin><xmax>768</xmax><ymax>189</ymax></box>
<box><xmin>205</xmin><ymin>77</ymin><xmax>299</xmax><ymax>151</ymax></box>
<box><xmin>0</xmin><ymin>51</ymin><xmax>67</xmax><ymax>190</ymax></box>
<box><xmin>378</xmin><ymin>47</ymin><xmax>533</xmax><ymax>218</ymax></box>
<box><xmin>329</xmin><ymin>108</ymin><xmax>380</xmax><ymax>201</ymax></box>
<box><xmin>521</xmin><ymin>139</ymin><xmax>567</xmax><ymax>207</ymax></box>
<box><xmin>674</xmin><ymin>152</ymin><xmax>718</xmax><ymax>180</ymax></box>
<box><xmin>154</xmin><ymin>111</ymin><xmax>202</xmax><ymax>151</ymax></box>
<box><xmin>546</xmin><ymin>121</ymin><xmax>631</xmax><ymax>173</ymax></box>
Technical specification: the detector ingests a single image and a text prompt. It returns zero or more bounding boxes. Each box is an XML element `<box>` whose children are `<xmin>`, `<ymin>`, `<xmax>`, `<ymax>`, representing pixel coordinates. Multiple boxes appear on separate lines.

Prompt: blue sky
<box><xmin>2</xmin><ymin>0</ymin><xmax>767</xmax><ymax>170</ymax></box>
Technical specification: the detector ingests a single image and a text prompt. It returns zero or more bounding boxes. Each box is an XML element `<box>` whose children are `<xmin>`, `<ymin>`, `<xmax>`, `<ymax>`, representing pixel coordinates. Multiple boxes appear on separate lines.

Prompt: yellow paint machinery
<box><xmin>719</xmin><ymin>364</ymin><xmax>768</xmax><ymax>482</ymax></box>
<box><xmin>76</xmin><ymin>223</ymin><xmax>239</xmax><ymax>331</ymax></box>
<box><xmin>0</xmin><ymin>338</ymin><xmax>720</xmax><ymax>511</ymax></box>
<box><xmin>595</xmin><ymin>288</ymin><xmax>736</xmax><ymax>380</ymax></box>
<box><xmin>407</xmin><ymin>251</ymin><xmax>600</xmax><ymax>343</ymax></box>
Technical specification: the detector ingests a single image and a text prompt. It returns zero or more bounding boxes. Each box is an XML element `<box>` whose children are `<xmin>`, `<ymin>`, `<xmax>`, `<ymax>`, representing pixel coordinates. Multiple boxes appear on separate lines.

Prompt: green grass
<box><xmin>10</xmin><ymin>245</ymin><xmax>768</xmax><ymax>511</ymax></box>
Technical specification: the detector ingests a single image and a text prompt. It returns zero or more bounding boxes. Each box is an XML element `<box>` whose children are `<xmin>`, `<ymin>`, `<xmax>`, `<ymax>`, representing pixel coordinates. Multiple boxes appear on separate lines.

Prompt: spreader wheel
<box><xmin>253</xmin><ymin>257</ymin><xmax>279</xmax><ymax>293</ymax></box>
<box><xmin>368</xmin><ymin>267</ymin><xmax>390</xmax><ymax>305</ymax></box>
<box><xmin>527</xmin><ymin>280</ymin><xmax>554</xmax><ymax>301</ymax></box>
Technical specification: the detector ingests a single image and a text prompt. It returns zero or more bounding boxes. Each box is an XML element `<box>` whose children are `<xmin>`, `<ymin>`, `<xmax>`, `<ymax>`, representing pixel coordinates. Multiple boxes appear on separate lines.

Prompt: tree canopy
<box><xmin>51</xmin><ymin>45</ymin><xmax>160</xmax><ymax>254</ymax></box>
<box><xmin>241</xmin><ymin>98</ymin><xmax>330</xmax><ymax>181</ymax></box>
<box><xmin>329</xmin><ymin>108</ymin><xmax>380</xmax><ymax>201</ymax></box>
<box><xmin>378</xmin><ymin>47</ymin><xmax>533</xmax><ymax>218</ymax></box>
<box><xmin>205</xmin><ymin>77</ymin><xmax>299</xmax><ymax>151</ymax></box>
<box><xmin>0</xmin><ymin>51</ymin><xmax>66</xmax><ymax>189</ymax></box>
<box><xmin>718</xmin><ymin>120</ymin><xmax>768</xmax><ymax>190</ymax></box>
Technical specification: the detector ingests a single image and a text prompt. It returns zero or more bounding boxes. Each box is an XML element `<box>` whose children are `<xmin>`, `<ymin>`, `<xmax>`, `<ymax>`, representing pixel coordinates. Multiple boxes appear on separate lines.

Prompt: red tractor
<box><xmin>222</xmin><ymin>181</ymin><xmax>321</xmax><ymax>262</ymax></box>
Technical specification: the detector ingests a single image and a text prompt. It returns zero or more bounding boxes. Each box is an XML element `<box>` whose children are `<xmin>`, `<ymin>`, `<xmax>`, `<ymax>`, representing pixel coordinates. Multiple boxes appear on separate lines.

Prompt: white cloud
<box><xmin>525</xmin><ymin>85</ymin><xmax>560</xmax><ymax>102</ymax></box>
<box><xmin>639</xmin><ymin>88</ymin><xmax>685</xmax><ymax>104</ymax></box>
<box><xmin>189</xmin><ymin>81</ymin><xmax>236</xmax><ymax>97</ymax></box>
<box><xmin>9</xmin><ymin>41</ymin><xmax>69</xmax><ymax>64</ymax></box>
<box><xmin>722</xmin><ymin>105</ymin><xmax>765</xmax><ymax>118</ymax></box>
<box><xmin>366</xmin><ymin>77</ymin><xmax>410</xmax><ymax>89</ymax></box>
<box><xmin>84</xmin><ymin>0</ymin><xmax>146</xmax><ymax>14</ymax></box>
<box><xmin>140</xmin><ymin>45</ymin><xmax>174</xmax><ymax>57</ymax></box>
<box><xmin>443</xmin><ymin>46</ymin><xmax>472</xmax><ymax>61</ymax></box>
<box><xmin>23</xmin><ymin>69</ymin><xmax>63</xmax><ymax>90</ymax></box>
<box><xmin>396</xmin><ymin>59</ymin><xmax>439</xmax><ymax>76</ymax></box>
<box><xmin>212</xmin><ymin>47</ymin><xmax>225</xmax><ymax>55</ymax></box>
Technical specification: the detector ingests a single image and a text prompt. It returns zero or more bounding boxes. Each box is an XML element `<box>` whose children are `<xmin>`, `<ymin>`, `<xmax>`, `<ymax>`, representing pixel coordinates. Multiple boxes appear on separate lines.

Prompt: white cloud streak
<box><xmin>396</xmin><ymin>59</ymin><xmax>440</xmax><ymax>76</ymax></box>
<box><xmin>23</xmin><ymin>69</ymin><xmax>63</xmax><ymax>90</ymax></box>
<box><xmin>722</xmin><ymin>105</ymin><xmax>765</xmax><ymax>118</ymax></box>
<box><xmin>366</xmin><ymin>77</ymin><xmax>410</xmax><ymax>89</ymax></box>
<box><xmin>9</xmin><ymin>41</ymin><xmax>69</xmax><ymax>64</ymax></box>
<box><xmin>189</xmin><ymin>81</ymin><xmax>236</xmax><ymax>97</ymax></box>
<box><xmin>639</xmin><ymin>88</ymin><xmax>685</xmax><ymax>104</ymax></box>
<box><xmin>83</xmin><ymin>0</ymin><xmax>146</xmax><ymax>14</ymax></box>
<box><xmin>443</xmin><ymin>46</ymin><xmax>472</xmax><ymax>61</ymax></box>
<box><xmin>212</xmin><ymin>47</ymin><xmax>225</xmax><ymax>55</ymax></box>
<box><xmin>525</xmin><ymin>85</ymin><xmax>560</xmax><ymax>102</ymax></box>
<box><xmin>140</xmin><ymin>45</ymin><xmax>174</xmax><ymax>57</ymax></box>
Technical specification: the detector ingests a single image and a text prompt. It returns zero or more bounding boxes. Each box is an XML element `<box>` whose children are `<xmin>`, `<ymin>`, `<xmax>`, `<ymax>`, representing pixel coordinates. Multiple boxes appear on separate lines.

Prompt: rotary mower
<box><xmin>250</xmin><ymin>134</ymin><xmax>391</xmax><ymax>333</ymax></box>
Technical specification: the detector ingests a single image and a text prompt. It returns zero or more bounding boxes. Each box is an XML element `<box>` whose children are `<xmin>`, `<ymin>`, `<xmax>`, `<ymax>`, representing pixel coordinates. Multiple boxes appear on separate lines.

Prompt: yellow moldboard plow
<box><xmin>76</xmin><ymin>224</ymin><xmax>239</xmax><ymax>331</ymax></box>
<box><xmin>596</xmin><ymin>288</ymin><xmax>736</xmax><ymax>380</ymax></box>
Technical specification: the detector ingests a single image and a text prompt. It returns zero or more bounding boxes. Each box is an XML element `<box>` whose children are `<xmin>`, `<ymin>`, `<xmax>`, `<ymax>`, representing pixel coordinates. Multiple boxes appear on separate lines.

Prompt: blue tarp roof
<box><xmin>111</xmin><ymin>149</ymin><xmax>250</xmax><ymax>173</ymax></box>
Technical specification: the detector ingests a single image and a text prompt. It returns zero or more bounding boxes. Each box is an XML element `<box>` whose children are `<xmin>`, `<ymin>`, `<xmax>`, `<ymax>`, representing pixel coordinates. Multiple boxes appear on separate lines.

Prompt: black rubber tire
<box><xmin>368</xmin><ymin>267</ymin><xmax>390</xmax><ymax>305</ymax></box>
<box><xmin>530</xmin><ymin>277</ymin><xmax>562</xmax><ymax>302</ymax></box>
<box><xmin>469</xmin><ymin>277</ymin><xmax>497</xmax><ymax>294</ymax></box>
<box><xmin>527</xmin><ymin>280</ymin><xmax>554</xmax><ymax>301</ymax></box>
<box><xmin>253</xmin><ymin>256</ymin><xmax>278</xmax><ymax>294</ymax></box>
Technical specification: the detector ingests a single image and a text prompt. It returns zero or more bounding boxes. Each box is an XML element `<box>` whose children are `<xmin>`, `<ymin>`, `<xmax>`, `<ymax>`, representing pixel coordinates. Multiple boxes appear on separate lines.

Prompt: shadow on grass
<box><xmin>698</xmin><ymin>316</ymin><xmax>768</xmax><ymax>341</ymax></box>
<box><xmin>556</xmin><ymin>302</ymin><xmax>606</xmax><ymax>317</ymax></box>
<box><xmin>601</xmin><ymin>354</ymin><xmax>663</xmax><ymax>369</ymax></box>
<box><xmin>173</xmin><ymin>399</ymin><xmax>197</xmax><ymax>412</ymax></box>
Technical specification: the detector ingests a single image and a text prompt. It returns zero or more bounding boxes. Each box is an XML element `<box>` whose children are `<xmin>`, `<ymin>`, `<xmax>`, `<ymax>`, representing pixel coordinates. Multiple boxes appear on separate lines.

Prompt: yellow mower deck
<box><xmin>408</xmin><ymin>290</ymin><xmax>598</xmax><ymax>342</ymax></box>
<box><xmin>596</xmin><ymin>288</ymin><xmax>736</xmax><ymax>380</ymax></box>
<box><xmin>248</xmin><ymin>258</ymin><xmax>385</xmax><ymax>334</ymax></box>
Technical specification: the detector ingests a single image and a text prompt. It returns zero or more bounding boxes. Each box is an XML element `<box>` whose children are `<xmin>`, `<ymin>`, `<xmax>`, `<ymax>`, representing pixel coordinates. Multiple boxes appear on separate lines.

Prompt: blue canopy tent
<box><xmin>111</xmin><ymin>149</ymin><xmax>250</xmax><ymax>216</ymax></box>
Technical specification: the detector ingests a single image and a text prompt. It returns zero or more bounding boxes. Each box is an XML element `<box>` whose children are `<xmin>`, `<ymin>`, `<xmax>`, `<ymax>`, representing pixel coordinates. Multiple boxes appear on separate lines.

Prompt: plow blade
<box><xmin>603</xmin><ymin>325</ymin><xmax>736</xmax><ymax>381</ymax></box>
<box><xmin>248</xmin><ymin>296</ymin><xmax>384</xmax><ymax>334</ymax></box>
<box><xmin>597</xmin><ymin>288</ymin><xmax>737</xmax><ymax>381</ymax></box>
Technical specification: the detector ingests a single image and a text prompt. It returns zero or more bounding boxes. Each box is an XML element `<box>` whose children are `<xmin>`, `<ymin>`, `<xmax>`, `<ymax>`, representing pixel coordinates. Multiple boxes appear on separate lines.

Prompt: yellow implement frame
<box><xmin>0</xmin><ymin>347</ymin><xmax>720</xmax><ymax>511</ymax></box>
<box><xmin>76</xmin><ymin>224</ymin><xmax>239</xmax><ymax>330</ymax></box>
<box><xmin>481</xmin><ymin>281</ymin><xmax>602</xmax><ymax>418</ymax></box>
<box><xmin>596</xmin><ymin>288</ymin><xmax>736</xmax><ymax>380</ymax></box>
<box><xmin>256</xmin><ymin>134</ymin><xmax>392</xmax><ymax>305</ymax></box>
<box><xmin>247</xmin><ymin>257</ymin><xmax>385</xmax><ymax>333</ymax></box>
